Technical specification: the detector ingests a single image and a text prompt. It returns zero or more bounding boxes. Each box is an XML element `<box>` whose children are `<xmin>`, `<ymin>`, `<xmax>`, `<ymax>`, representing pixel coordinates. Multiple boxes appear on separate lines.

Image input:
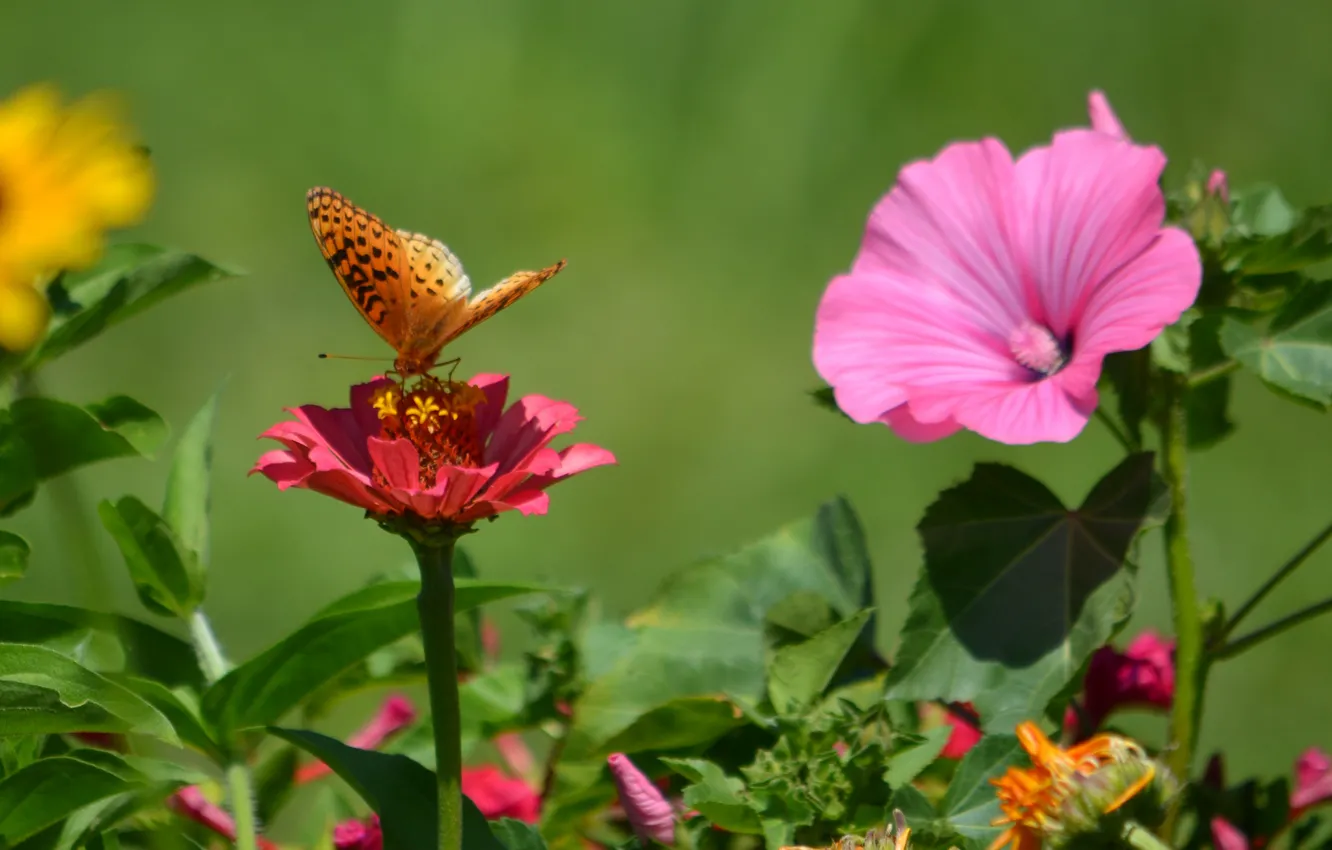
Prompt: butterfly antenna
<box><xmin>316</xmin><ymin>353</ymin><xmax>390</xmax><ymax>362</ymax></box>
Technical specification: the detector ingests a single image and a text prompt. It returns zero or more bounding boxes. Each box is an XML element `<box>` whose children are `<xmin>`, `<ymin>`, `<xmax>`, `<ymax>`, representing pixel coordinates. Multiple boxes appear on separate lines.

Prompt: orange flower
<box><xmin>989</xmin><ymin>722</ymin><xmax>1160</xmax><ymax>850</ymax></box>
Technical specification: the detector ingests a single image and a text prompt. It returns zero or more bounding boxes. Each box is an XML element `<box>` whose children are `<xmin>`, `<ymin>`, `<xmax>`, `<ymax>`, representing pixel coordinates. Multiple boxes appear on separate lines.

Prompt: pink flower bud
<box><xmin>334</xmin><ymin>814</ymin><xmax>383</xmax><ymax>850</ymax></box>
<box><xmin>299</xmin><ymin>694</ymin><xmax>418</xmax><ymax>783</ymax></box>
<box><xmin>608</xmin><ymin>753</ymin><xmax>675</xmax><ymax>845</ymax></box>
<box><xmin>1070</xmin><ymin>630</ymin><xmax>1174</xmax><ymax>740</ymax></box>
<box><xmin>1206</xmin><ymin>170</ymin><xmax>1230</xmax><ymax>204</ymax></box>
<box><xmin>1210</xmin><ymin>818</ymin><xmax>1249</xmax><ymax>850</ymax></box>
<box><xmin>1292</xmin><ymin>747</ymin><xmax>1332</xmax><ymax>812</ymax></box>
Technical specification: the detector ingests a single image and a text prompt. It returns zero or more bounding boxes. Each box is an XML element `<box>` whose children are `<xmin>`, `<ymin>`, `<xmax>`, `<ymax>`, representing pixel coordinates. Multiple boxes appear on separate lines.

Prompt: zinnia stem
<box><xmin>188</xmin><ymin>610</ymin><xmax>259</xmax><ymax>850</ymax></box>
<box><xmin>1159</xmin><ymin>376</ymin><xmax>1204</xmax><ymax>838</ymax></box>
<box><xmin>411</xmin><ymin>535</ymin><xmax>464</xmax><ymax>850</ymax></box>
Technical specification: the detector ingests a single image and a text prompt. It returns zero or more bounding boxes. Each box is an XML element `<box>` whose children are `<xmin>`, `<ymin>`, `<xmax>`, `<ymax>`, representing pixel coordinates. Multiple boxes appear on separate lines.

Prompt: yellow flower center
<box><xmin>370</xmin><ymin>377</ymin><xmax>487</xmax><ymax>485</ymax></box>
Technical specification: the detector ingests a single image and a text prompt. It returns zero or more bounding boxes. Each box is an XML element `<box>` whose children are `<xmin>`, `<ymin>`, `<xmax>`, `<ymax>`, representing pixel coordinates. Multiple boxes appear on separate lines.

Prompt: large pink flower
<box><xmin>813</xmin><ymin>106</ymin><xmax>1201</xmax><ymax>444</ymax></box>
<box><xmin>253</xmin><ymin>375</ymin><xmax>615</xmax><ymax>524</ymax></box>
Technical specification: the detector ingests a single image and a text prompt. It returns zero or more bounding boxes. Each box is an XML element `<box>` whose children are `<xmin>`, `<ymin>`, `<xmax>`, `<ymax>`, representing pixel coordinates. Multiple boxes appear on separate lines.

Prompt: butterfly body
<box><xmin>306</xmin><ymin>186</ymin><xmax>565</xmax><ymax>378</ymax></box>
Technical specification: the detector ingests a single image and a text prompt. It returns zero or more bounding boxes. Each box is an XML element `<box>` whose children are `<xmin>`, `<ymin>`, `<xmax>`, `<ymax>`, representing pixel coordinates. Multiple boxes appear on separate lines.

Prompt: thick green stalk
<box><xmin>412</xmin><ymin>537</ymin><xmax>463</xmax><ymax>850</ymax></box>
<box><xmin>1159</xmin><ymin>378</ymin><xmax>1204</xmax><ymax>836</ymax></box>
<box><xmin>189</xmin><ymin>610</ymin><xmax>259</xmax><ymax>850</ymax></box>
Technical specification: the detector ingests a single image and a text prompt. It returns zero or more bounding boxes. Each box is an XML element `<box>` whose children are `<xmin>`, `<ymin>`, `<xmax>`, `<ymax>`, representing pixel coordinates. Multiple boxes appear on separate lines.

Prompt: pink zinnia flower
<box><xmin>813</xmin><ymin>104</ymin><xmax>1201</xmax><ymax>444</ymax></box>
<box><xmin>462</xmin><ymin>764</ymin><xmax>542</xmax><ymax>823</ymax></box>
<box><xmin>252</xmin><ymin>375</ymin><xmax>615</xmax><ymax>525</ymax></box>
<box><xmin>1292</xmin><ymin>747</ymin><xmax>1332</xmax><ymax>813</ymax></box>
<box><xmin>297</xmin><ymin>694</ymin><xmax>418</xmax><ymax>784</ymax></box>
<box><xmin>608</xmin><ymin>753</ymin><xmax>676</xmax><ymax>845</ymax></box>
<box><xmin>334</xmin><ymin>814</ymin><xmax>383</xmax><ymax>850</ymax></box>
<box><xmin>1067</xmin><ymin>630</ymin><xmax>1175</xmax><ymax>739</ymax></box>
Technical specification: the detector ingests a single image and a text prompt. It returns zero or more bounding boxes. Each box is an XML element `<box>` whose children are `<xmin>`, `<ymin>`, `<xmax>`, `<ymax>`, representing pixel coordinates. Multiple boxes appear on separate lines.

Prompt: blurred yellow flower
<box><xmin>0</xmin><ymin>84</ymin><xmax>153</xmax><ymax>351</ymax></box>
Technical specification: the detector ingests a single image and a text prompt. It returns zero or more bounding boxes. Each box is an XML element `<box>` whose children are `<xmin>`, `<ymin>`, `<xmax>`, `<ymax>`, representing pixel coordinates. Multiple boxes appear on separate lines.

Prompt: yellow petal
<box><xmin>0</xmin><ymin>281</ymin><xmax>50</xmax><ymax>351</ymax></box>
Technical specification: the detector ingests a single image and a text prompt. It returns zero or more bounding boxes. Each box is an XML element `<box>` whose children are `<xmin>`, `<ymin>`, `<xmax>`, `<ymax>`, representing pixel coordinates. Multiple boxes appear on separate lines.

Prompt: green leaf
<box><xmin>489</xmin><ymin>819</ymin><xmax>548</xmax><ymax>850</ymax></box>
<box><xmin>601</xmin><ymin>696</ymin><xmax>746</xmax><ymax>755</ymax></box>
<box><xmin>109</xmin><ymin>676</ymin><xmax>225</xmax><ymax>763</ymax></box>
<box><xmin>0</xmin><ymin>411</ymin><xmax>37</xmax><ymax>517</ymax></box>
<box><xmin>884</xmin><ymin>455</ymin><xmax>1158</xmax><ymax>733</ymax></box>
<box><xmin>27</xmin><ymin>245</ymin><xmax>237</xmax><ymax>369</ymax></box>
<box><xmin>1226</xmin><ymin>203</ymin><xmax>1332</xmax><ymax>275</ymax></box>
<box><xmin>204</xmin><ymin>580</ymin><xmax>547</xmax><ymax>738</ymax></box>
<box><xmin>883</xmin><ymin>725</ymin><xmax>952</xmax><ymax>789</ymax></box>
<box><xmin>1220</xmin><ymin>281</ymin><xmax>1332</xmax><ymax>408</ymax></box>
<box><xmin>0</xmin><ymin>531</ymin><xmax>29</xmax><ymax>586</ymax></box>
<box><xmin>1230</xmin><ymin>184</ymin><xmax>1298</xmax><ymax>237</ymax></box>
<box><xmin>0</xmin><ymin>758</ymin><xmax>138</xmax><ymax>847</ymax></box>
<box><xmin>0</xmin><ymin>645</ymin><xmax>177</xmax><ymax>743</ymax></box>
<box><xmin>163</xmin><ymin>389</ymin><xmax>222</xmax><ymax>568</ymax></box>
<box><xmin>661</xmin><ymin>758</ymin><xmax>763</xmax><ymax>835</ymax></box>
<box><xmin>98</xmin><ymin>497</ymin><xmax>204</xmax><ymax>619</ymax></box>
<box><xmin>0</xmin><ymin>600</ymin><xmax>202</xmax><ymax>689</ymax></box>
<box><xmin>9</xmin><ymin>396</ymin><xmax>167</xmax><ymax>478</ymax></box>
<box><xmin>768</xmin><ymin>609</ymin><xmax>873</xmax><ymax>715</ymax></box>
<box><xmin>270</xmin><ymin>727</ymin><xmax>507</xmax><ymax>850</ymax></box>
<box><xmin>565</xmin><ymin>498</ymin><xmax>873</xmax><ymax>760</ymax></box>
<box><xmin>938</xmin><ymin>735</ymin><xmax>1026</xmax><ymax>848</ymax></box>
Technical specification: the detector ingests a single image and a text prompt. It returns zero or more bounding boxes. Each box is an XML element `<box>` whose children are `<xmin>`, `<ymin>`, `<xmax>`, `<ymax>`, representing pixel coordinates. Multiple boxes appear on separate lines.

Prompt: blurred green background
<box><xmin>1</xmin><ymin>0</ymin><xmax>1330</xmax><ymax>790</ymax></box>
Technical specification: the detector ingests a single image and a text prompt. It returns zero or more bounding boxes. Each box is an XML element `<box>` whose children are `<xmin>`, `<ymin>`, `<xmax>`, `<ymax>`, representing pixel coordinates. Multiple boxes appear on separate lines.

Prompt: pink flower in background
<box><xmin>1067</xmin><ymin>630</ymin><xmax>1175</xmax><ymax>739</ymax></box>
<box><xmin>941</xmin><ymin>702</ymin><xmax>983</xmax><ymax>759</ymax></box>
<box><xmin>463</xmin><ymin>765</ymin><xmax>542</xmax><ymax>823</ymax></box>
<box><xmin>334</xmin><ymin>814</ymin><xmax>383</xmax><ymax>850</ymax></box>
<box><xmin>813</xmin><ymin>101</ymin><xmax>1201</xmax><ymax>444</ymax></box>
<box><xmin>169</xmin><ymin>786</ymin><xmax>279</xmax><ymax>850</ymax></box>
<box><xmin>298</xmin><ymin>694</ymin><xmax>417</xmax><ymax>783</ymax></box>
<box><xmin>608</xmin><ymin>753</ymin><xmax>676</xmax><ymax>845</ymax></box>
<box><xmin>253</xmin><ymin>375</ymin><xmax>615</xmax><ymax>524</ymax></box>
<box><xmin>1211</xmin><ymin>818</ymin><xmax>1249</xmax><ymax>850</ymax></box>
<box><xmin>1207</xmin><ymin>170</ymin><xmax>1230</xmax><ymax>204</ymax></box>
<box><xmin>1291</xmin><ymin>747</ymin><xmax>1332</xmax><ymax>812</ymax></box>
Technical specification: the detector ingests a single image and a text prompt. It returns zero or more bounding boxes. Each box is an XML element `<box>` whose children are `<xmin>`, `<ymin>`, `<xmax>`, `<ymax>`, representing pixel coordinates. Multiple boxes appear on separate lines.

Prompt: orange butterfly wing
<box><xmin>306</xmin><ymin>186</ymin><xmax>563</xmax><ymax>376</ymax></box>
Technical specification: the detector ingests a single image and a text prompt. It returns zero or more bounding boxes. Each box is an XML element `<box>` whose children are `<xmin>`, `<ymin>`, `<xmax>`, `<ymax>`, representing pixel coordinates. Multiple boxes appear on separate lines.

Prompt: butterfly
<box><xmin>306</xmin><ymin>186</ymin><xmax>565</xmax><ymax>379</ymax></box>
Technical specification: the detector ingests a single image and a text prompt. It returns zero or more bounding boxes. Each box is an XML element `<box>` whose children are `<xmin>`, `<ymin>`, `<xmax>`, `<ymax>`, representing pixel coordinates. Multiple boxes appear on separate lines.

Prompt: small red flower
<box><xmin>253</xmin><ymin>375</ymin><xmax>614</xmax><ymax>526</ymax></box>
<box><xmin>1291</xmin><ymin>747</ymin><xmax>1332</xmax><ymax>813</ymax></box>
<box><xmin>941</xmin><ymin>702</ymin><xmax>983</xmax><ymax>759</ymax></box>
<box><xmin>334</xmin><ymin>814</ymin><xmax>384</xmax><ymax>850</ymax></box>
<box><xmin>463</xmin><ymin>764</ymin><xmax>542</xmax><ymax>823</ymax></box>
<box><xmin>1067</xmin><ymin>630</ymin><xmax>1174</xmax><ymax>740</ymax></box>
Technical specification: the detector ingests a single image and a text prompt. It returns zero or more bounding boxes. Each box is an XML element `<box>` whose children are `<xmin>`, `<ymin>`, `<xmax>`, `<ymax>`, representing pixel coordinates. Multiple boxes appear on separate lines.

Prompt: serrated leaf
<box><xmin>1225</xmin><ymin>203</ymin><xmax>1332</xmax><ymax>275</ymax></box>
<box><xmin>768</xmin><ymin>609</ymin><xmax>873</xmax><ymax>714</ymax></box>
<box><xmin>0</xmin><ymin>531</ymin><xmax>29</xmax><ymax>586</ymax></box>
<box><xmin>884</xmin><ymin>455</ymin><xmax>1157</xmax><ymax>732</ymax></box>
<box><xmin>1220</xmin><ymin>281</ymin><xmax>1332</xmax><ymax>408</ymax></box>
<box><xmin>163</xmin><ymin>390</ymin><xmax>222</xmax><ymax>568</ymax></box>
<box><xmin>939</xmin><ymin>736</ymin><xmax>1026</xmax><ymax>848</ymax></box>
<box><xmin>0</xmin><ymin>600</ymin><xmax>202</xmax><ymax>689</ymax></box>
<box><xmin>9</xmin><ymin>396</ymin><xmax>167</xmax><ymax>479</ymax></box>
<box><xmin>98</xmin><ymin>496</ymin><xmax>204</xmax><ymax>619</ymax></box>
<box><xmin>566</xmin><ymin>498</ymin><xmax>873</xmax><ymax>760</ymax></box>
<box><xmin>661</xmin><ymin>758</ymin><xmax>763</xmax><ymax>834</ymax></box>
<box><xmin>204</xmin><ymin>580</ymin><xmax>547</xmax><ymax>738</ymax></box>
<box><xmin>883</xmin><ymin>725</ymin><xmax>952</xmax><ymax>789</ymax></box>
<box><xmin>27</xmin><ymin>245</ymin><xmax>237</xmax><ymax>369</ymax></box>
<box><xmin>271</xmin><ymin>728</ymin><xmax>506</xmax><ymax>850</ymax></box>
<box><xmin>0</xmin><ymin>645</ymin><xmax>177</xmax><ymax>743</ymax></box>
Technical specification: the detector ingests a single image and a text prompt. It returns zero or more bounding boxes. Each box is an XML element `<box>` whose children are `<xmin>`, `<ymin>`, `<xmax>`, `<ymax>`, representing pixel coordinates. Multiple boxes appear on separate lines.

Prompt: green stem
<box><xmin>1215</xmin><ymin>595</ymin><xmax>1332</xmax><ymax>660</ymax></box>
<box><xmin>1220</xmin><ymin>519</ymin><xmax>1332</xmax><ymax>643</ymax></box>
<box><xmin>1159</xmin><ymin>377</ymin><xmax>1204</xmax><ymax>838</ymax></box>
<box><xmin>411</xmin><ymin>536</ymin><xmax>463</xmax><ymax>850</ymax></box>
<box><xmin>226</xmin><ymin>764</ymin><xmax>259</xmax><ymax>850</ymax></box>
<box><xmin>189</xmin><ymin>610</ymin><xmax>259</xmax><ymax>850</ymax></box>
<box><xmin>1186</xmin><ymin>359</ymin><xmax>1239</xmax><ymax>388</ymax></box>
